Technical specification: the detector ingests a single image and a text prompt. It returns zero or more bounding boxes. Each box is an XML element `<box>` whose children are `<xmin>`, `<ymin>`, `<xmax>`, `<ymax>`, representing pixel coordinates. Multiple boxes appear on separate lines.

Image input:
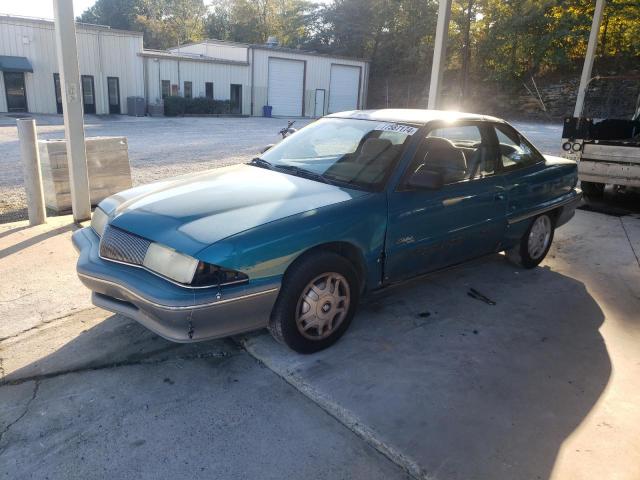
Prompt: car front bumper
<box><xmin>72</xmin><ymin>227</ymin><xmax>280</xmax><ymax>343</ymax></box>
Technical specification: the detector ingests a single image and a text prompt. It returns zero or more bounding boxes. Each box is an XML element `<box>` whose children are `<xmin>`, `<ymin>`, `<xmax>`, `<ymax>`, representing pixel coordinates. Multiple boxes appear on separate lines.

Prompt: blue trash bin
<box><xmin>263</xmin><ymin>105</ymin><xmax>273</xmax><ymax>117</ymax></box>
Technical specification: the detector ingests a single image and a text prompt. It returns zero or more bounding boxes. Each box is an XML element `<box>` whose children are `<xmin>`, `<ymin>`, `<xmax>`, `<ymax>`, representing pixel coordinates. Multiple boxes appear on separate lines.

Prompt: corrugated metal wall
<box><xmin>144</xmin><ymin>56</ymin><xmax>251</xmax><ymax>114</ymax></box>
<box><xmin>252</xmin><ymin>48</ymin><xmax>368</xmax><ymax>117</ymax></box>
<box><xmin>0</xmin><ymin>16</ymin><xmax>144</xmax><ymax>114</ymax></box>
<box><xmin>169</xmin><ymin>42</ymin><xmax>249</xmax><ymax>63</ymax></box>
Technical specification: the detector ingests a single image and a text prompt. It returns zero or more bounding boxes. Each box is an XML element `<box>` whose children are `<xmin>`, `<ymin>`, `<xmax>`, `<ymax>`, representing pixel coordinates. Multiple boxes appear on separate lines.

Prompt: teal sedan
<box><xmin>73</xmin><ymin>109</ymin><xmax>581</xmax><ymax>353</ymax></box>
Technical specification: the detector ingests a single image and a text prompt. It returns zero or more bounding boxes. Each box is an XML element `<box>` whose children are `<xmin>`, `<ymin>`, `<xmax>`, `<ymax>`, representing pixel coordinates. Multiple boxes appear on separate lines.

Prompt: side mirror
<box><xmin>406</xmin><ymin>169</ymin><xmax>444</xmax><ymax>190</ymax></box>
<box><xmin>261</xmin><ymin>144</ymin><xmax>275</xmax><ymax>153</ymax></box>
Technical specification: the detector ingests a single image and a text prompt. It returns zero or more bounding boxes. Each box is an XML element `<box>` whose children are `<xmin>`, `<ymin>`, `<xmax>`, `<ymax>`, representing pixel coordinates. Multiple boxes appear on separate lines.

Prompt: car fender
<box><xmin>196</xmin><ymin>193</ymin><xmax>387</xmax><ymax>291</ymax></box>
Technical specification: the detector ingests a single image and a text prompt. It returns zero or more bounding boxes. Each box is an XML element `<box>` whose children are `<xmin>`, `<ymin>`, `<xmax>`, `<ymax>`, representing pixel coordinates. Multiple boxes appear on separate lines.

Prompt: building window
<box><xmin>205</xmin><ymin>82</ymin><xmax>213</xmax><ymax>99</ymax></box>
<box><xmin>184</xmin><ymin>81</ymin><xmax>192</xmax><ymax>99</ymax></box>
<box><xmin>53</xmin><ymin>73</ymin><xmax>63</xmax><ymax>114</ymax></box>
<box><xmin>171</xmin><ymin>84</ymin><xmax>178</xmax><ymax>96</ymax></box>
<box><xmin>161</xmin><ymin>80</ymin><xmax>170</xmax><ymax>99</ymax></box>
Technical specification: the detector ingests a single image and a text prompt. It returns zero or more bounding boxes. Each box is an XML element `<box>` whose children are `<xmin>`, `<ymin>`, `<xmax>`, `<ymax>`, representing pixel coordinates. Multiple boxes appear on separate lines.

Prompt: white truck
<box><xmin>561</xmin><ymin>90</ymin><xmax>640</xmax><ymax>197</ymax></box>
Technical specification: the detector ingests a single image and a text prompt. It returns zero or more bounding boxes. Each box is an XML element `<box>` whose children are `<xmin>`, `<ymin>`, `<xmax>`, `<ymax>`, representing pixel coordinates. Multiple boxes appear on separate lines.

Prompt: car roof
<box><xmin>326</xmin><ymin>109</ymin><xmax>504</xmax><ymax>126</ymax></box>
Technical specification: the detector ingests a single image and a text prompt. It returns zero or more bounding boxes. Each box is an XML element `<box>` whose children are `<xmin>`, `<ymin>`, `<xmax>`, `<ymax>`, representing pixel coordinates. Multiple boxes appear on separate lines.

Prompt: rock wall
<box><xmin>367</xmin><ymin>73</ymin><xmax>640</xmax><ymax>120</ymax></box>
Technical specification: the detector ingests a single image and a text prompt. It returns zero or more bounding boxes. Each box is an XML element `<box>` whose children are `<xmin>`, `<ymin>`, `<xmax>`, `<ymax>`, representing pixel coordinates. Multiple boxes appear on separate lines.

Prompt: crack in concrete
<box><xmin>0</xmin><ymin>379</ymin><xmax>40</xmax><ymax>455</ymax></box>
<box><xmin>0</xmin><ymin>350</ymin><xmax>234</xmax><ymax>387</ymax></box>
<box><xmin>0</xmin><ymin>307</ymin><xmax>100</xmax><ymax>343</ymax></box>
<box><xmin>620</xmin><ymin>218</ymin><xmax>640</xmax><ymax>269</ymax></box>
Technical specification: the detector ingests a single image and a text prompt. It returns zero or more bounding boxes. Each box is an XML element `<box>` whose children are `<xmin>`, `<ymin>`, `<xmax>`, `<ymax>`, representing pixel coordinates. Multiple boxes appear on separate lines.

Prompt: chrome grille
<box><xmin>99</xmin><ymin>225</ymin><xmax>151</xmax><ymax>265</ymax></box>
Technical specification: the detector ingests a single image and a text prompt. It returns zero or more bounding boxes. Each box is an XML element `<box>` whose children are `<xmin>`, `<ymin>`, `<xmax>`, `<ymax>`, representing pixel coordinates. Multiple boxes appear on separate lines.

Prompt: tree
<box><xmin>77</xmin><ymin>0</ymin><xmax>141</xmax><ymax>30</ymax></box>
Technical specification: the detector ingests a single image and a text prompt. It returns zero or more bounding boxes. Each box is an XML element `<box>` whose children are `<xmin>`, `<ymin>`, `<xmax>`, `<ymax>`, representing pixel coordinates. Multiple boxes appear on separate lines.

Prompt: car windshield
<box><xmin>257</xmin><ymin>118</ymin><xmax>416</xmax><ymax>190</ymax></box>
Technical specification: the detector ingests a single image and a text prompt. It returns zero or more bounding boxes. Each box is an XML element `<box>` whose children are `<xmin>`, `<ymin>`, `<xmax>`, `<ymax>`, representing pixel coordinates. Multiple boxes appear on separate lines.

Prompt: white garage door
<box><xmin>268</xmin><ymin>58</ymin><xmax>304</xmax><ymax>116</ymax></box>
<box><xmin>329</xmin><ymin>65</ymin><xmax>361</xmax><ymax>113</ymax></box>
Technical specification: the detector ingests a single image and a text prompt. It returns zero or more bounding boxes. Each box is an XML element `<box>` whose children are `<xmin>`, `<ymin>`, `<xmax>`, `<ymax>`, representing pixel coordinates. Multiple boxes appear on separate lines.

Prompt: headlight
<box><xmin>562</xmin><ymin>142</ymin><xmax>572</xmax><ymax>151</ymax></box>
<box><xmin>572</xmin><ymin>142</ymin><xmax>582</xmax><ymax>152</ymax></box>
<box><xmin>91</xmin><ymin>207</ymin><xmax>109</xmax><ymax>237</ymax></box>
<box><xmin>143</xmin><ymin>243</ymin><xmax>199</xmax><ymax>285</ymax></box>
<box><xmin>191</xmin><ymin>262</ymin><xmax>249</xmax><ymax>287</ymax></box>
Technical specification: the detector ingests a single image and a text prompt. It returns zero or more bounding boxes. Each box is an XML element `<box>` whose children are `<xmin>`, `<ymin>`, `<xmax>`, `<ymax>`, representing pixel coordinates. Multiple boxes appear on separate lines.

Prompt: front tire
<box><xmin>268</xmin><ymin>252</ymin><xmax>360</xmax><ymax>353</ymax></box>
<box><xmin>506</xmin><ymin>213</ymin><xmax>555</xmax><ymax>269</ymax></box>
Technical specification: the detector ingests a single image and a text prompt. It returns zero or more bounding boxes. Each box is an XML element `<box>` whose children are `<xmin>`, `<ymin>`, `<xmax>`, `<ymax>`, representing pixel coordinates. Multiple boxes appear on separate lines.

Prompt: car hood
<box><xmin>102</xmin><ymin>164</ymin><xmax>368</xmax><ymax>256</ymax></box>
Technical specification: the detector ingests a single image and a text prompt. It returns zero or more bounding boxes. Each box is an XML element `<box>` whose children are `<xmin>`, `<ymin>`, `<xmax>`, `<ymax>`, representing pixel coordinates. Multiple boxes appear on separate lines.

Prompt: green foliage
<box><xmin>205</xmin><ymin>0</ymin><xmax>315</xmax><ymax>46</ymax></box>
<box><xmin>163</xmin><ymin>96</ymin><xmax>231</xmax><ymax>116</ymax></box>
<box><xmin>80</xmin><ymin>0</ymin><xmax>640</xmax><ymax>90</ymax></box>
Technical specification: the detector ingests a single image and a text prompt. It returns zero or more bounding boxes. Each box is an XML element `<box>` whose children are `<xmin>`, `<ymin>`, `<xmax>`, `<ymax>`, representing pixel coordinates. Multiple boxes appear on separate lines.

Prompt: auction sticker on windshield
<box><xmin>375</xmin><ymin>123</ymin><xmax>419</xmax><ymax>135</ymax></box>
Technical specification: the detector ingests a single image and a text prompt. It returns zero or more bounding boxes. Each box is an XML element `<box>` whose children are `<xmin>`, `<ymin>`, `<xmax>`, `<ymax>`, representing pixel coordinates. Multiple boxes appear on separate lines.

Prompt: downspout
<box><xmin>250</xmin><ymin>47</ymin><xmax>255</xmax><ymax>116</ymax></box>
<box><xmin>97</xmin><ymin>30</ymin><xmax>105</xmax><ymax>114</ymax></box>
<box><xmin>143</xmin><ymin>56</ymin><xmax>148</xmax><ymax>109</ymax></box>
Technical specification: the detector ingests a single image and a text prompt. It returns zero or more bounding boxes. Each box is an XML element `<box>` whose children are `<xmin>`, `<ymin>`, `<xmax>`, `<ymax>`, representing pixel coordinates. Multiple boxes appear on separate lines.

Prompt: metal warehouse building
<box><xmin>0</xmin><ymin>15</ymin><xmax>369</xmax><ymax>117</ymax></box>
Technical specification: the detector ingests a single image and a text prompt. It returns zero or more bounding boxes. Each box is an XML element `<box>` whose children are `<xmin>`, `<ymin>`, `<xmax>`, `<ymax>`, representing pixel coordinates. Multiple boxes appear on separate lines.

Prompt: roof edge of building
<box><xmin>0</xmin><ymin>13</ymin><xmax>144</xmax><ymax>37</ymax></box>
<box><xmin>165</xmin><ymin>38</ymin><xmax>370</xmax><ymax>63</ymax></box>
<box><xmin>139</xmin><ymin>50</ymin><xmax>249</xmax><ymax>66</ymax></box>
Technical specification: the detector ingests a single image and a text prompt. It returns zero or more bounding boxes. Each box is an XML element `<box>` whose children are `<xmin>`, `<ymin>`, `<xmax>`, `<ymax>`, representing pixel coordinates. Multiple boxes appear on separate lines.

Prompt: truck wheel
<box><xmin>506</xmin><ymin>213</ymin><xmax>555</xmax><ymax>269</ymax></box>
<box><xmin>581</xmin><ymin>181</ymin><xmax>605</xmax><ymax>198</ymax></box>
<box><xmin>268</xmin><ymin>251</ymin><xmax>360</xmax><ymax>353</ymax></box>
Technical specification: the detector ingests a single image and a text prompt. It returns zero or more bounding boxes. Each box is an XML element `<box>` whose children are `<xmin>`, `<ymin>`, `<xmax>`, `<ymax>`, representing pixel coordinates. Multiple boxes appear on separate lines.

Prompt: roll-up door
<box><xmin>329</xmin><ymin>64</ymin><xmax>361</xmax><ymax>113</ymax></box>
<box><xmin>268</xmin><ymin>58</ymin><xmax>304</xmax><ymax>116</ymax></box>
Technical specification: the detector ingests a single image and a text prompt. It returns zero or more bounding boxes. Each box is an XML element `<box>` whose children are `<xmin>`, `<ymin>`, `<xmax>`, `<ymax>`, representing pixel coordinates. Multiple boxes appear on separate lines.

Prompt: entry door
<box><xmin>385</xmin><ymin>124</ymin><xmax>508</xmax><ymax>282</ymax></box>
<box><xmin>4</xmin><ymin>72</ymin><xmax>28</xmax><ymax>112</ymax></box>
<box><xmin>53</xmin><ymin>73</ymin><xmax>63</xmax><ymax>114</ymax></box>
<box><xmin>107</xmin><ymin>77</ymin><xmax>120</xmax><ymax>114</ymax></box>
<box><xmin>81</xmin><ymin>75</ymin><xmax>96</xmax><ymax>114</ymax></box>
<box><xmin>230</xmin><ymin>84</ymin><xmax>242</xmax><ymax>114</ymax></box>
<box><xmin>314</xmin><ymin>89</ymin><xmax>325</xmax><ymax>117</ymax></box>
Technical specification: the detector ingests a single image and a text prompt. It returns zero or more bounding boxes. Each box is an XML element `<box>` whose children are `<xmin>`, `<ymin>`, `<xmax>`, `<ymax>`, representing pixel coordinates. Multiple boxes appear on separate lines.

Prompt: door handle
<box><xmin>494</xmin><ymin>193</ymin><xmax>506</xmax><ymax>201</ymax></box>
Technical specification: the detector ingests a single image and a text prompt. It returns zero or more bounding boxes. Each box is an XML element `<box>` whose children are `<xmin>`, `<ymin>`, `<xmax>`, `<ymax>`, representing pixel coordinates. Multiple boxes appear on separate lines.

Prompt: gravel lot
<box><xmin>0</xmin><ymin>114</ymin><xmax>562</xmax><ymax>223</ymax></box>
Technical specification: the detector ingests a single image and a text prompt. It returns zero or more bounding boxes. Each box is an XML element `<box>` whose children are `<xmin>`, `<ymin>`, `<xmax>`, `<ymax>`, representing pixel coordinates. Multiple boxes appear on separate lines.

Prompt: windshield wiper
<box><xmin>275</xmin><ymin>165</ymin><xmax>331</xmax><ymax>184</ymax></box>
<box><xmin>248</xmin><ymin>157</ymin><xmax>273</xmax><ymax>169</ymax></box>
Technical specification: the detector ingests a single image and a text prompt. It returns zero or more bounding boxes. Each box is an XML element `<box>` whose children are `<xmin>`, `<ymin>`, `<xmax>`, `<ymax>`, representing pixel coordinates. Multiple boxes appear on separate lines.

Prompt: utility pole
<box><xmin>574</xmin><ymin>0</ymin><xmax>606</xmax><ymax>118</ymax></box>
<box><xmin>53</xmin><ymin>0</ymin><xmax>91</xmax><ymax>222</ymax></box>
<box><xmin>428</xmin><ymin>0</ymin><xmax>453</xmax><ymax>110</ymax></box>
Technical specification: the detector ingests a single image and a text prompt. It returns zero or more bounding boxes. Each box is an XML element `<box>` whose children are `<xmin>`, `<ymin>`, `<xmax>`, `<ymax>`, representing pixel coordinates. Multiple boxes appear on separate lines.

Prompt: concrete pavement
<box><xmin>1</xmin><ymin>210</ymin><xmax>639</xmax><ymax>479</ymax></box>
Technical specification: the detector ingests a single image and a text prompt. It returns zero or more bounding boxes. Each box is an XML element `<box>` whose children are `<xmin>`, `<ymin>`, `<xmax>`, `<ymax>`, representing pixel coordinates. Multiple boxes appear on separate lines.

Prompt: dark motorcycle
<box><xmin>262</xmin><ymin>120</ymin><xmax>298</xmax><ymax>153</ymax></box>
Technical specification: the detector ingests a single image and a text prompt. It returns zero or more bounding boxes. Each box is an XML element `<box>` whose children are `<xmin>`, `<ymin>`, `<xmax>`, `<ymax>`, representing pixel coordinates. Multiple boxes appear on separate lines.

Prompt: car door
<box><xmin>385</xmin><ymin>122</ymin><xmax>508</xmax><ymax>282</ymax></box>
<box><xmin>490</xmin><ymin>123</ymin><xmax>550</xmax><ymax>223</ymax></box>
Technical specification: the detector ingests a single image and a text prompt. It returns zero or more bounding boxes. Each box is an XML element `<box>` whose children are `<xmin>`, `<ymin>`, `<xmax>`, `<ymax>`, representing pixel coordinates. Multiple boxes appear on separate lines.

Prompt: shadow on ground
<box><xmin>244</xmin><ymin>253</ymin><xmax>611</xmax><ymax>480</ymax></box>
<box><xmin>0</xmin><ymin>251</ymin><xmax>613</xmax><ymax>480</ymax></box>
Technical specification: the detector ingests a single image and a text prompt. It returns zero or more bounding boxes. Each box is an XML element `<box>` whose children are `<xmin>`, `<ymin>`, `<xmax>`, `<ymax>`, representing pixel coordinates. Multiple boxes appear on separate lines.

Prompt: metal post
<box><xmin>53</xmin><ymin>0</ymin><xmax>91</xmax><ymax>222</ymax></box>
<box><xmin>574</xmin><ymin>0</ymin><xmax>606</xmax><ymax>118</ymax></box>
<box><xmin>428</xmin><ymin>0</ymin><xmax>453</xmax><ymax>110</ymax></box>
<box><xmin>17</xmin><ymin>119</ymin><xmax>46</xmax><ymax>226</ymax></box>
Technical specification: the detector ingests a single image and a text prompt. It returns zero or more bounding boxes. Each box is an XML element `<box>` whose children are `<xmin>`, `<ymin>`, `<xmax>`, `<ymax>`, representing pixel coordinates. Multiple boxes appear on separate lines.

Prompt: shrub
<box><xmin>163</xmin><ymin>96</ymin><xmax>187</xmax><ymax>116</ymax></box>
<box><xmin>164</xmin><ymin>96</ymin><xmax>232</xmax><ymax>116</ymax></box>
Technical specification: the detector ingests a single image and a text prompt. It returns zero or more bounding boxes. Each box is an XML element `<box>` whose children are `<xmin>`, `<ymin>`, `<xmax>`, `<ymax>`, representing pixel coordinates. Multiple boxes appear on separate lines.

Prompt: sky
<box><xmin>1</xmin><ymin>0</ymin><xmax>333</xmax><ymax>21</ymax></box>
<box><xmin>1</xmin><ymin>1</ymin><xmax>98</xmax><ymax>19</ymax></box>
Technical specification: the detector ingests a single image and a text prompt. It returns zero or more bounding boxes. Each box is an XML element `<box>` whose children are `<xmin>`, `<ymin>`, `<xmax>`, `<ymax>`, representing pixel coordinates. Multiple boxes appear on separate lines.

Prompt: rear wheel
<box><xmin>268</xmin><ymin>252</ymin><xmax>360</xmax><ymax>353</ymax></box>
<box><xmin>581</xmin><ymin>181</ymin><xmax>605</xmax><ymax>198</ymax></box>
<box><xmin>506</xmin><ymin>213</ymin><xmax>555</xmax><ymax>269</ymax></box>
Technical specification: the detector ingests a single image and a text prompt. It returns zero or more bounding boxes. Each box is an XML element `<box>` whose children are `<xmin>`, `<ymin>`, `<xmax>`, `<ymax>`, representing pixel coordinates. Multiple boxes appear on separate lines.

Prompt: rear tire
<box><xmin>581</xmin><ymin>181</ymin><xmax>605</xmax><ymax>198</ymax></box>
<box><xmin>506</xmin><ymin>213</ymin><xmax>555</xmax><ymax>269</ymax></box>
<box><xmin>268</xmin><ymin>251</ymin><xmax>360</xmax><ymax>353</ymax></box>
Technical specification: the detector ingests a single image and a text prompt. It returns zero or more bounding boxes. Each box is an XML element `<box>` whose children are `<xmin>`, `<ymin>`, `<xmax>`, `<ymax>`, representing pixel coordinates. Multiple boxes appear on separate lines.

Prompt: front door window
<box><xmin>53</xmin><ymin>73</ymin><xmax>63</xmax><ymax>114</ymax></box>
<box><xmin>81</xmin><ymin>75</ymin><xmax>95</xmax><ymax>114</ymax></box>
<box><xmin>4</xmin><ymin>72</ymin><xmax>28</xmax><ymax>112</ymax></box>
<box><xmin>107</xmin><ymin>77</ymin><xmax>120</xmax><ymax>114</ymax></box>
<box><xmin>230</xmin><ymin>84</ymin><xmax>242</xmax><ymax>114</ymax></box>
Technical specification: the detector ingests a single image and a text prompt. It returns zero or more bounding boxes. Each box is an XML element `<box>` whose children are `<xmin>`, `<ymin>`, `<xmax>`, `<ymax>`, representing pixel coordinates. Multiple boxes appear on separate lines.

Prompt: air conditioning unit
<box><xmin>127</xmin><ymin>96</ymin><xmax>145</xmax><ymax>116</ymax></box>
